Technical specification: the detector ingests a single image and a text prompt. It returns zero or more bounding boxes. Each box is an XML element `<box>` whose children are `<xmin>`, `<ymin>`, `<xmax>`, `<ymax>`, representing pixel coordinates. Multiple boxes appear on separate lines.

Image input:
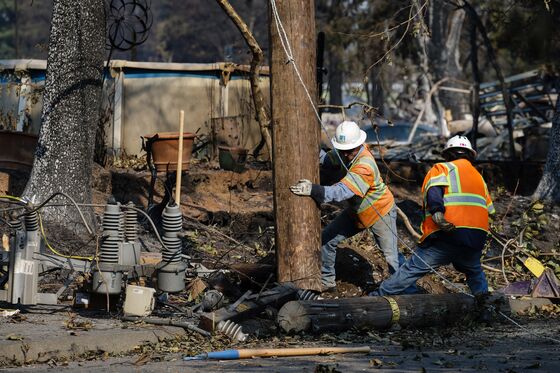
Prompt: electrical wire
<box><xmin>1</xmin><ymin>193</ymin><xmax>96</xmax><ymax>261</ymax></box>
<box><xmin>16</xmin><ymin>192</ymin><xmax>94</xmax><ymax>236</ymax></box>
<box><xmin>121</xmin><ymin>204</ymin><xmax>170</xmax><ymax>252</ymax></box>
<box><xmin>11</xmin><ymin>200</ymin><xmax>171</xmax><ymax>253</ymax></box>
<box><xmin>269</xmin><ymin>0</ymin><xmax>559</xmax><ymax>343</ymax></box>
<box><xmin>0</xmin><ymin>196</ymin><xmax>25</xmax><ymax>228</ymax></box>
<box><xmin>37</xmin><ymin>212</ymin><xmax>94</xmax><ymax>261</ymax></box>
<box><xmin>0</xmin><ymin>195</ymin><xmax>25</xmax><ymax>203</ymax></box>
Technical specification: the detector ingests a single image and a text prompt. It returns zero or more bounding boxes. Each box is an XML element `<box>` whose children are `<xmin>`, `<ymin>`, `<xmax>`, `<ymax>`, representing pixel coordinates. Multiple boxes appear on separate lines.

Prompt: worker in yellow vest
<box><xmin>370</xmin><ymin>135</ymin><xmax>495</xmax><ymax>296</ymax></box>
<box><xmin>290</xmin><ymin>121</ymin><xmax>403</xmax><ymax>292</ymax></box>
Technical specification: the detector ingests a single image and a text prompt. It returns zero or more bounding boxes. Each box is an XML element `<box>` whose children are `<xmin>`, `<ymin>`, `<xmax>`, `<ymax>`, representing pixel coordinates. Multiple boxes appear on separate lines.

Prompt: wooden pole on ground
<box><xmin>269</xmin><ymin>0</ymin><xmax>322</xmax><ymax>291</ymax></box>
<box><xmin>175</xmin><ymin>110</ymin><xmax>185</xmax><ymax>204</ymax></box>
<box><xmin>276</xmin><ymin>294</ymin><xmax>509</xmax><ymax>333</ymax></box>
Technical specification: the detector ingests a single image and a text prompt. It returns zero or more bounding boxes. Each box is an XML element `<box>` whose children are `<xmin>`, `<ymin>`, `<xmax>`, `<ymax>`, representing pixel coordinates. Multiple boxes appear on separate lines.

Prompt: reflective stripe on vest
<box><xmin>443</xmin><ymin>193</ymin><xmax>487</xmax><ymax>208</ymax></box>
<box><xmin>443</xmin><ymin>162</ymin><xmax>461</xmax><ymax>193</ymax></box>
<box><xmin>424</xmin><ymin>174</ymin><xmax>448</xmax><ymax>191</ymax></box>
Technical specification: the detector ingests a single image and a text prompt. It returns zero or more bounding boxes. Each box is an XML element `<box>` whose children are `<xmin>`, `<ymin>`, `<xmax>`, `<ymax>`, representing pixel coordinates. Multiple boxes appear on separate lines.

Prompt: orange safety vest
<box><xmin>335</xmin><ymin>145</ymin><xmax>394</xmax><ymax>228</ymax></box>
<box><xmin>420</xmin><ymin>158</ymin><xmax>495</xmax><ymax>243</ymax></box>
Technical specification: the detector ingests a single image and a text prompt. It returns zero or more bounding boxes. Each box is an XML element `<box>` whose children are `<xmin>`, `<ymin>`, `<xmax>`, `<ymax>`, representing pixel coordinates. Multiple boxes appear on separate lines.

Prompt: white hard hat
<box><xmin>331</xmin><ymin>121</ymin><xmax>367</xmax><ymax>150</ymax></box>
<box><xmin>443</xmin><ymin>135</ymin><xmax>477</xmax><ymax>157</ymax></box>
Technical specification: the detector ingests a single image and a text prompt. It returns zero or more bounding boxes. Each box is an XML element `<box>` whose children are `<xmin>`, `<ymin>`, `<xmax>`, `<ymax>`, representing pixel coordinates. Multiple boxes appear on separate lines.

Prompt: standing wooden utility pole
<box><xmin>269</xmin><ymin>0</ymin><xmax>321</xmax><ymax>291</ymax></box>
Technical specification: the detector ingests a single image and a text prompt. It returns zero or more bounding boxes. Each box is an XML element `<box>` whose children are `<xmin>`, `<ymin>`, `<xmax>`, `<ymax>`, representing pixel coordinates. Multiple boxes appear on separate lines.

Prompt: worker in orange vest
<box><xmin>370</xmin><ymin>135</ymin><xmax>495</xmax><ymax>296</ymax></box>
<box><xmin>290</xmin><ymin>121</ymin><xmax>404</xmax><ymax>292</ymax></box>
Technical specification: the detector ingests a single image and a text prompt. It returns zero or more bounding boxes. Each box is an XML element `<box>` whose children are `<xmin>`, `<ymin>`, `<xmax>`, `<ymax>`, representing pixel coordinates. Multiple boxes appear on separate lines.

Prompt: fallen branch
<box><xmin>481</xmin><ymin>263</ymin><xmax>511</xmax><ymax>274</ymax></box>
<box><xmin>482</xmin><ymin>254</ymin><xmax>514</xmax><ymax>263</ymax></box>
<box><xmin>396</xmin><ymin>207</ymin><xmax>421</xmax><ymax>240</ymax></box>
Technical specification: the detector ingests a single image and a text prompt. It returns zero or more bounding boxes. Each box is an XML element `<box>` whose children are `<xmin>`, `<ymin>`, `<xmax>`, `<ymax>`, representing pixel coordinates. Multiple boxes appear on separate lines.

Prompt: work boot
<box><xmin>474</xmin><ymin>292</ymin><xmax>495</xmax><ymax>324</ymax></box>
<box><xmin>321</xmin><ymin>285</ymin><xmax>337</xmax><ymax>294</ymax></box>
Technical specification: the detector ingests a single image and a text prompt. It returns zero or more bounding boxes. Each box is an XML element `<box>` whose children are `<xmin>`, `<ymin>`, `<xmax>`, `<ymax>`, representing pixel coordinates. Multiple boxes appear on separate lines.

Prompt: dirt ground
<box><xmin>1</xmin><ymin>158</ymin><xmax>560</xmax><ymax>370</ymax></box>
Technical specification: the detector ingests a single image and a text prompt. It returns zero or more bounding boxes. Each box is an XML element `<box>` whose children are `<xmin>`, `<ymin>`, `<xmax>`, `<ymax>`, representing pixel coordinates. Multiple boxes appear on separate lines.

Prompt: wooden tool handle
<box><xmin>175</xmin><ymin>110</ymin><xmax>185</xmax><ymax>204</ymax></box>
<box><xmin>236</xmin><ymin>346</ymin><xmax>371</xmax><ymax>358</ymax></box>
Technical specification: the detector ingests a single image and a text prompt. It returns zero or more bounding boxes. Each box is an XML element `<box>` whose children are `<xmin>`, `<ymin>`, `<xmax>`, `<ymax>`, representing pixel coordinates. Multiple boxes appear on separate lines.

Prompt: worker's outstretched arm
<box><xmin>290</xmin><ymin>179</ymin><xmax>354</xmax><ymax>203</ymax></box>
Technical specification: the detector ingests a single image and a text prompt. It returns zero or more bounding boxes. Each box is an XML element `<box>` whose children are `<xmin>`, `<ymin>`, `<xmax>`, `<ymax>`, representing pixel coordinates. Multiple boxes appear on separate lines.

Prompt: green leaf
<box><xmin>532</xmin><ymin>203</ymin><xmax>544</xmax><ymax>211</ymax></box>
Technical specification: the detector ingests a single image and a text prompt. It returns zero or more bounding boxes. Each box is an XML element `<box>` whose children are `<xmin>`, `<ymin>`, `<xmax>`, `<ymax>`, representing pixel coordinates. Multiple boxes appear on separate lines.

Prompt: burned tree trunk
<box><xmin>429</xmin><ymin>1</ymin><xmax>467</xmax><ymax>123</ymax></box>
<box><xmin>23</xmin><ymin>0</ymin><xmax>105</xmax><ymax>230</ymax></box>
<box><xmin>462</xmin><ymin>0</ymin><xmax>516</xmax><ymax>159</ymax></box>
<box><xmin>468</xmin><ymin>14</ymin><xmax>481</xmax><ymax>152</ymax></box>
<box><xmin>269</xmin><ymin>0</ymin><xmax>322</xmax><ymax>291</ymax></box>
<box><xmin>328</xmin><ymin>51</ymin><xmax>343</xmax><ymax>107</ymax></box>
<box><xmin>414</xmin><ymin>0</ymin><xmax>466</xmax><ymax>135</ymax></box>
<box><xmin>533</xmin><ymin>92</ymin><xmax>560</xmax><ymax>202</ymax></box>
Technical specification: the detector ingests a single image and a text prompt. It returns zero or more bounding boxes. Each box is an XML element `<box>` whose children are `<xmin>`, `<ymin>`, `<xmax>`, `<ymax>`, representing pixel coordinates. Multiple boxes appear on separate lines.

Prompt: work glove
<box><xmin>290</xmin><ymin>179</ymin><xmax>312</xmax><ymax>196</ymax></box>
<box><xmin>432</xmin><ymin>211</ymin><xmax>455</xmax><ymax>231</ymax></box>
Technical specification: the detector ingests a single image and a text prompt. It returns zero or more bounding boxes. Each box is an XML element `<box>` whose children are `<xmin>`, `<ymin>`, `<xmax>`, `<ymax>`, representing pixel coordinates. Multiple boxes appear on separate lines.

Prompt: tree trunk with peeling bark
<box><xmin>215</xmin><ymin>0</ymin><xmax>272</xmax><ymax>160</ymax></box>
<box><xmin>428</xmin><ymin>0</ymin><xmax>466</xmax><ymax>123</ymax></box>
<box><xmin>328</xmin><ymin>51</ymin><xmax>343</xmax><ymax>107</ymax></box>
<box><xmin>23</xmin><ymin>0</ymin><xmax>105</xmax><ymax>231</ymax></box>
<box><xmin>533</xmin><ymin>92</ymin><xmax>560</xmax><ymax>203</ymax></box>
<box><xmin>269</xmin><ymin>0</ymin><xmax>322</xmax><ymax>291</ymax></box>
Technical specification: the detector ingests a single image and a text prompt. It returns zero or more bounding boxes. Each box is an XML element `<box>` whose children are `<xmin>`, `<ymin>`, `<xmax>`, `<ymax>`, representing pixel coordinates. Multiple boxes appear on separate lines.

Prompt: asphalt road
<box><xmin>4</xmin><ymin>319</ymin><xmax>559</xmax><ymax>373</ymax></box>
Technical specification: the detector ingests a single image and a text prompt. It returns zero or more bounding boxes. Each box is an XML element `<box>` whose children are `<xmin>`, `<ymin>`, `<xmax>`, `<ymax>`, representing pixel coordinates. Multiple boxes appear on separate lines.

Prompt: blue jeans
<box><xmin>321</xmin><ymin>206</ymin><xmax>403</xmax><ymax>288</ymax></box>
<box><xmin>374</xmin><ymin>239</ymin><xmax>488</xmax><ymax>296</ymax></box>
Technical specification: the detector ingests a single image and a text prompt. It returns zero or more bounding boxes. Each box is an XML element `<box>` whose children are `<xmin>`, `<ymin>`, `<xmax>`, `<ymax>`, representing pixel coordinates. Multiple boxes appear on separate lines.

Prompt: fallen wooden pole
<box><xmin>277</xmin><ymin>294</ymin><xmax>506</xmax><ymax>333</ymax></box>
<box><xmin>184</xmin><ymin>346</ymin><xmax>371</xmax><ymax>360</ymax></box>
